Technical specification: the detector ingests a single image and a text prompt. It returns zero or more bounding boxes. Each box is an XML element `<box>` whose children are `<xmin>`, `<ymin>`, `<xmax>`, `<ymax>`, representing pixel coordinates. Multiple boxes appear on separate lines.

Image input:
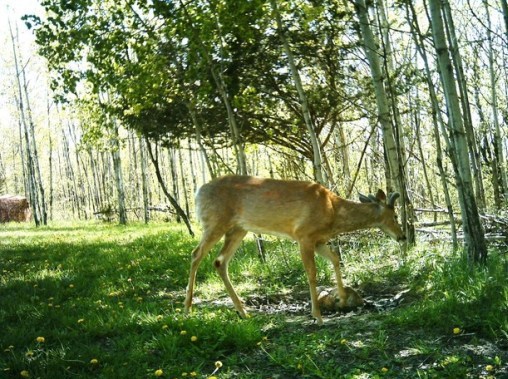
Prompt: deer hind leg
<box><xmin>299</xmin><ymin>240</ymin><xmax>323</xmax><ymax>325</ymax></box>
<box><xmin>316</xmin><ymin>243</ymin><xmax>363</xmax><ymax>309</ymax></box>
<box><xmin>184</xmin><ymin>228</ymin><xmax>225</xmax><ymax>313</ymax></box>
<box><xmin>214</xmin><ymin>227</ymin><xmax>248</xmax><ymax>317</ymax></box>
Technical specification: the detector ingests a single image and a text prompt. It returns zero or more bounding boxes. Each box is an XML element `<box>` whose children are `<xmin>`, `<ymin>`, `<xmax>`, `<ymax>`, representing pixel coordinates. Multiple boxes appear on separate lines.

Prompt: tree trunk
<box><xmin>146</xmin><ymin>140</ymin><xmax>194</xmax><ymax>236</ymax></box>
<box><xmin>139</xmin><ymin>136</ymin><xmax>150</xmax><ymax>223</ymax></box>
<box><xmin>353</xmin><ymin>0</ymin><xmax>415</xmax><ymax>245</ymax></box>
<box><xmin>110</xmin><ymin>125</ymin><xmax>127</xmax><ymax>225</ymax></box>
<box><xmin>442</xmin><ymin>0</ymin><xmax>486</xmax><ymax>210</ymax></box>
<box><xmin>270</xmin><ymin>0</ymin><xmax>327</xmax><ymax>185</ymax></box>
<box><xmin>375</xmin><ymin>0</ymin><xmax>416</xmax><ymax>245</ymax></box>
<box><xmin>484</xmin><ymin>0</ymin><xmax>508</xmax><ymax>204</ymax></box>
<box><xmin>9</xmin><ymin>18</ymin><xmax>41</xmax><ymax>226</ymax></box>
<box><xmin>427</xmin><ymin>0</ymin><xmax>487</xmax><ymax>262</ymax></box>
<box><xmin>406</xmin><ymin>1</ymin><xmax>458</xmax><ymax>250</ymax></box>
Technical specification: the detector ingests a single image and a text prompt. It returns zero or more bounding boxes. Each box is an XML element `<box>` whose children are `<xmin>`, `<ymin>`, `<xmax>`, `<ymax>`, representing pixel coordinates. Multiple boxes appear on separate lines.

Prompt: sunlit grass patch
<box><xmin>0</xmin><ymin>222</ymin><xmax>506</xmax><ymax>378</ymax></box>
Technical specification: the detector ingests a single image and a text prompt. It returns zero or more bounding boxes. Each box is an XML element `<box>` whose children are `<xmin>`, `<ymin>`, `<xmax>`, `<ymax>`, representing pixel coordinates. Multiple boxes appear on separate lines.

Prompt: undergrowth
<box><xmin>0</xmin><ymin>221</ymin><xmax>506</xmax><ymax>378</ymax></box>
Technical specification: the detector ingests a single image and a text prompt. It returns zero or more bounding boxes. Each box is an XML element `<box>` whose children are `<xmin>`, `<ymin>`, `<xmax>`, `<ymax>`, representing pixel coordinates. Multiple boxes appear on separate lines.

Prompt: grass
<box><xmin>0</xmin><ymin>221</ymin><xmax>507</xmax><ymax>378</ymax></box>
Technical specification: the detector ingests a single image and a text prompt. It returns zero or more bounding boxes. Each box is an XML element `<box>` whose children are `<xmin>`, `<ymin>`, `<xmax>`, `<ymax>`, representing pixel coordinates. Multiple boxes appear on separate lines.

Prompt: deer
<box><xmin>184</xmin><ymin>175</ymin><xmax>406</xmax><ymax>325</ymax></box>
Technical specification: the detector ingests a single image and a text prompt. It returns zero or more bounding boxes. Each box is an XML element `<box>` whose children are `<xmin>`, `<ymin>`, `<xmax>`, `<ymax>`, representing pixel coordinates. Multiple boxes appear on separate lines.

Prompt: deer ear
<box><xmin>376</xmin><ymin>189</ymin><xmax>387</xmax><ymax>202</ymax></box>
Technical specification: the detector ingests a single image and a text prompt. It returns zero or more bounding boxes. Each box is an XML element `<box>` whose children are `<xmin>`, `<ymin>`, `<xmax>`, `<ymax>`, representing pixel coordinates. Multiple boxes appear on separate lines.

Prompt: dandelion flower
<box><xmin>191</xmin><ymin>336</ymin><xmax>198</xmax><ymax>342</ymax></box>
<box><xmin>190</xmin><ymin>372</ymin><xmax>197</xmax><ymax>377</ymax></box>
<box><xmin>381</xmin><ymin>367</ymin><xmax>389</xmax><ymax>373</ymax></box>
<box><xmin>340</xmin><ymin>338</ymin><xmax>348</xmax><ymax>345</ymax></box>
<box><xmin>77</xmin><ymin>319</ymin><xmax>85</xmax><ymax>324</ymax></box>
<box><xmin>25</xmin><ymin>351</ymin><xmax>34</xmax><ymax>358</ymax></box>
<box><xmin>180</xmin><ymin>330</ymin><xmax>187</xmax><ymax>335</ymax></box>
<box><xmin>453</xmin><ymin>327</ymin><xmax>461</xmax><ymax>335</ymax></box>
<box><xmin>486</xmin><ymin>365</ymin><xmax>494</xmax><ymax>371</ymax></box>
<box><xmin>154</xmin><ymin>369</ymin><xmax>163</xmax><ymax>376</ymax></box>
<box><xmin>208</xmin><ymin>377</ymin><xmax>218</xmax><ymax>379</ymax></box>
<box><xmin>215</xmin><ymin>361</ymin><xmax>223</xmax><ymax>369</ymax></box>
<box><xmin>36</xmin><ymin>337</ymin><xmax>45</xmax><ymax>343</ymax></box>
<box><xmin>162</xmin><ymin>324</ymin><xmax>168</xmax><ymax>330</ymax></box>
<box><xmin>20</xmin><ymin>370</ymin><xmax>30</xmax><ymax>378</ymax></box>
<box><xmin>156</xmin><ymin>315</ymin><xmax>163</xmax><ymax>321</ymax></box>
<box><xmin>90</xmin><ymin>359</ymin><xmax>99</xmax><ymax>365</ymax></box>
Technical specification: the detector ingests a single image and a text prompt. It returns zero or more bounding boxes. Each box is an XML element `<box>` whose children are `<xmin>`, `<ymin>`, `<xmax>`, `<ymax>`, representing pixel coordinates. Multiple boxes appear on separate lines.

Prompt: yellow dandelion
<box><xmin>162</xmin><ymin>324</ymin><xmax>168</xmax><ymax>330</ymax></box>
<box><xmin>340</xmin><ymin>338</ymin><xmax>348</xmax><ymax>345</ymax></box>
<box><xmin>156</xmin><ymin>315</ymin><xmax>163</xmax><ymax>321</ymax></box>
<box><xmin>381</xmin><ymin>367</ymin><xmax>389</xmax><ymax>373</ymax></box>
<box><xmin>190</xmin><ymin>372</ymin><xmax>197</xmax><ymax>377</ymax></box>
<box><xmin>20</xmin><ymin>370</ymin><xmax>30</xmax><ymax>378</ymax></box>
<box><xmin>90</xmin><ymin>358</ymin><xmax>99</xmax><ymax>365</ymax></box>
<box><xmin>191</xmin><ymin>336</ymin><xmax>198</xmax><ymax>342</ymax></box>
<box><xmin>180</xmin><ymin>330</ymin><xmax>187</xmax><ymax>335</ymax></box>
<box><xmin>215</xmin><ymin>361</ymin><xmax>223</xmax><ymax>369</ymax></box>
<box><xmin>182</xmin><ymin>372</ymin><xmax>188</xmax><ymax>377</ymax></box>
<box><xmin>77</xmin><ymin>319</ymin><xmax>85</xmax><ymax>324</ymax></box>
<box><xmin>25</xmin><ymin>351</ymin><xmax>34</xmax><ymax>358</ymax></box>
<box><xmin>154</xmin><ymin>369</ymin><xmax>163</xmax><ymax>377</ymax></box>
<box><xmin>208</xmin><ymin>377</ymin><xmax>218</xmax><ymax>379</ymax></box>
<box><xmin>175</xmin><ymin>308</ymin><xmax>182</xmax><ymax>313</ymax></box>
<box><xmin>453</xmin><ymin>327</ymin><xmax>461</xmax><ymax>335</ymax></box>
<box><xmin>69</xmin><ymin>284</ymin><xmax>74</xmax><ymax>288</ymax></box>
<box><xmin>486</xmin><ymin>365</ymin><xmax>494</xmax><ymax>371</ymax></box>
<box><xmin>36</xmin><ymin>337</ymin><xmax>45</xmax><ymax>343</ymax></box>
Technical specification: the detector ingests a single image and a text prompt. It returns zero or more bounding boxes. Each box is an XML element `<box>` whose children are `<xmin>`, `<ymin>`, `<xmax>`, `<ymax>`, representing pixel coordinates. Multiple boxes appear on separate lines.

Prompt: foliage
<box><xmin>1</xmin><ymin>222</ymin><xmax>506</xmax><ymax>378</ymax></box>
<box><xmin>23</xmin><ymin>0</ymin><xmax>365</xmax><ymax>155</ymax></box>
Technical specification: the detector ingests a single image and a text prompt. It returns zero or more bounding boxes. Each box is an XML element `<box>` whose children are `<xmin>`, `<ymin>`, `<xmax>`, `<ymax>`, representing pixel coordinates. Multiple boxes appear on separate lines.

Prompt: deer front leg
<box><xmin>316</xmin><ymin>244</ymin><xmax>363</xmax><ymax>309</ymax></box>
<box><xmin>299</xmin><ymin>241</ymin><xmax>323</xmax><ymax>325</ymax></box>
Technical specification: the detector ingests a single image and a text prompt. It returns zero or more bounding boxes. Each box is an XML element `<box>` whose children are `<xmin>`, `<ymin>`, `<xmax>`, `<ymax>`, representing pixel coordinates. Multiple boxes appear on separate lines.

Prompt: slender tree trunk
<box><xmin>353</xmin><ymin>0</ymin><xmax>398</xmax><ymax>192</ymax></box>
<box><xmin>442</xmin><ymin>0</ymin><xmax>486</xmax><ymax>210</ymax></box>
<box><xmin>146</xmin><ymin>140</ymin><xmax>194</xmax><ymax>236</ymax></box>
<box><xmin>406</xmin><ymin>1</ymin><xmax>458</xmax><ymax>249</ymax></box>
<box><xmin>428</xmin><ymin>0</ymin><xmax>487</xmax><ymax>262</ymax></box>
<box><xmin>9</xmin><ymin>18</ymin><xmax>41</xmax><ymax>226</ymax></box>
<box><xmin>110</xmin><ymin>125</ymin><xmax>127</xmax><ymax>225</ymax></box>
<box><xmin>502</xmin><ymin>0</ymin><xmax>508</xmax><ymax>37</ymax></box>
<box><xmin>178</xmin><ymin>0</ymin><xmax>247</xmax><ymax>175</ymax></box>
<box><xmin>375</xmin><ymin>0</ymin><xmax>416</xmax><ymax>244</ymax></box>
<box><xmin>353</xmin><ymin>0</ymin><xmax>415</xmax><ymax>245</ymax></box>
<box><xmin>485</xmin><ymin>0</ymin><xmax>508</xmax><ymax>204</ymax></box>
<box><xmin>178</xmin><ymin>148</ymin><xmax>190</xmax><ymax>219</ymax></box>
<box><xmin>139</xmin><ymin>136</ymin><xmax>150</xmax><ymax>223</ymax></box>
<box><xmin>270</xmin><ymin>0</ymin><xmax>327</xmax><ymax>184</ymax></box>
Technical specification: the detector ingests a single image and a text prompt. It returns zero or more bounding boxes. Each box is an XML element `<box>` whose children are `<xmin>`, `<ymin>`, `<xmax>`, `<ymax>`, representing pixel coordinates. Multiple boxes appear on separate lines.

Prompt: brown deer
<box><xmin>184</xmin><ymin>175</ymin><xmax>405</xmax><ymax>325</ymax></box>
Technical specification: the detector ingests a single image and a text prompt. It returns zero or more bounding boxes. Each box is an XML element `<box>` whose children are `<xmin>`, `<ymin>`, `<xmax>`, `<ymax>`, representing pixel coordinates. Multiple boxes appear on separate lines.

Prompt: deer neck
<box><xmin>332</xmin><ymin>199</ymin><xmax>381</xmax><ymax>234</ymax></box>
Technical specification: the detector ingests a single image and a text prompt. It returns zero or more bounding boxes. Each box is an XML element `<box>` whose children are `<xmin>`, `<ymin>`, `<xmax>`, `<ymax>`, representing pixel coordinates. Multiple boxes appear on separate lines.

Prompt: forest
<box><xmin>0</xmin><ymin>0</ymin><xmax>507</xmax><ymax>378</ymax></box>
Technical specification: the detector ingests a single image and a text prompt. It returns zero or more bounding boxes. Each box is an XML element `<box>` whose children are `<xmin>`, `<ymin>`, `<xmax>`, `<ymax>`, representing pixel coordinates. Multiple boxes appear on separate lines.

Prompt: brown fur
<box><xmin>184</xmin><ymin>176</ymin><xmax>405</xmax><ymax>325</ymax></box>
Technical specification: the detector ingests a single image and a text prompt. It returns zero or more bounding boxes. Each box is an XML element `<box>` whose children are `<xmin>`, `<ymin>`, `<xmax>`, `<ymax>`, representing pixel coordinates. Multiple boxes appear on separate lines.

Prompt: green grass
<box><xmin>0</xmin><ymin>222</ymin><xmax>507</xmax><ymax>378</ymax></box>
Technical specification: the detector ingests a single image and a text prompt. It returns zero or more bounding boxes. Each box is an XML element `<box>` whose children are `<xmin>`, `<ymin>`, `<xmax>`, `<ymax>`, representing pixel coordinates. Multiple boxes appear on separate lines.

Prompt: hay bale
<box><xmin>0</xmin><ymin>195</ymin><xmax>31</xmax><ymax>222</ymax></box>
